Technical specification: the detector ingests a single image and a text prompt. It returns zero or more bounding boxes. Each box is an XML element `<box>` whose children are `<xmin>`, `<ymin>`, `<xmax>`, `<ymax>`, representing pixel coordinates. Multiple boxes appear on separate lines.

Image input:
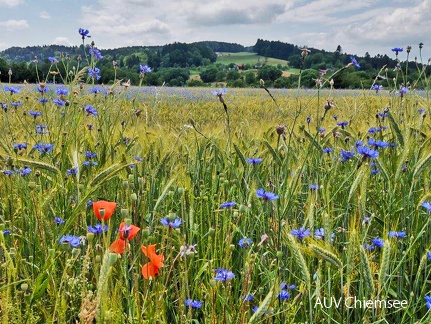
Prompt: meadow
<box><xmin>1</xmin><ymin>31</ymin><xmax>431</xmax><ymax>324</ymax></box>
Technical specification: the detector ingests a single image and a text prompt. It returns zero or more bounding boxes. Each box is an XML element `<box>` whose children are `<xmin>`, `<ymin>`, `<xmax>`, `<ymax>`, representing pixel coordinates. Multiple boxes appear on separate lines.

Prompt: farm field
<box><xmin>1</xmin><ymin>74</ymin><xmax>431</xmax><ymax>323</ymax></box>
<box><xmin>216</xmin><ymin>52</ymin><xmax>299</xmax><ymax>71</ymax></box>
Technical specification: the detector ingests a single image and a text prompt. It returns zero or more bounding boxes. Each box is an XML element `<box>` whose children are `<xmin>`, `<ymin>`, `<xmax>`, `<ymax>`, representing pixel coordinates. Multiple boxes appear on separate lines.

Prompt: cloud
<box><xmin>53</xmin><ymin>36</ymin><xmax>72</xmax><ymax>46</ymax></box>
<box><xmin>39</xmin><ymin>11</ymin><xmax>51</xmax><ymax>19</ymax></box>
<box><xmin>0</xmin><ymin>19</ymin><xmax>29</xmax><ymax>31</ymax></box>
<box><xmin>0</xmin><ymin>0</ymin><xmax>24</xmax><ymax>7</ymax></box>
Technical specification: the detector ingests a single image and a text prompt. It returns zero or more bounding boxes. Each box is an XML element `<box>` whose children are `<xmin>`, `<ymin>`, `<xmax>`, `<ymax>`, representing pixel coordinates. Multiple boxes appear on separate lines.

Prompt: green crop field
<box><xmin>216</xmin><ymin>52</ymin><xmax>299</xmax><ymax>71</ymax></box>
<box><xmin>1</xmin><ymin>33</ymin><xmax>431</xmax><ymax>324</ymax></box>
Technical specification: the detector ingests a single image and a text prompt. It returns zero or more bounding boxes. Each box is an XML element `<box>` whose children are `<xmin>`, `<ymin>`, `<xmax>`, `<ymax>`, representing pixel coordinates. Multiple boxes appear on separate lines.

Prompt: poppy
<box><xmin>141</xmin><ymin>244</ymin><xmax>164</xmax><ymax>279</ymax></box>
<box><xmin>109</xmin><ymin>222</ymin><xmax>140</xmax><ymax>254</ymax></box>
<box><xmin>93</xmin><ymin>200</ymin><xmax>117</xmax><ymax>220</ymax></box>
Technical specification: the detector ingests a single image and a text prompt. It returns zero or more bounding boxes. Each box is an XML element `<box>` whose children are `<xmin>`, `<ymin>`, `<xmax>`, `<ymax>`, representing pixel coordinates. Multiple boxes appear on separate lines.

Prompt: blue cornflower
<box><xmin>36</xmin><ymin>124</ymin><xmax>48</xmax><ymax>134</ymax></box>
<box><xmin>11</xmin><ymin>102</ymin><xmax>22</xmax><ymax>107</ymax></box>
<box><xmin>398</xmin><ymin>87</ymin><xmax>408</xmax><ymax>96</ymax></box>
<box><xmin>133</xmin><ymin>155</ymin><xmax>143</xmax><ymax>162</ymax></box>
<box><xmin>357</xmin><ymin>146</ymin><xmax>379</xmax><ymax>159</ymax></box>
<box><xmin>318</xmin><ymin>127</ymin><xmax>326</xmax><ymax>133</ymax></box>
<box><xmin>55</xmin><ymin>217</ymin><xmax>65</xmax><ymax>225</ymax></box>
<box><xmin>333</xmin><ymin>115</ymin><xmax>338</xmax><ymax>120</ymax></box>
<box><xmin>368</xmin><ymin>127</ymin><xmax>382</xmax><ymax>134</ymax></box>
<box><xmin>185</xmin><ymin>299</ymin><xmax>202</xmax><ymax>309</ymax></box>
<box><xmin>355</xmin><ymin>140</ymin><xmax>363</xmax><ymax>147</ymax></box>
<box><xmin>245</xmin><ymin>158</ymin><xmax>263</xmax><ymax>164</ymax></box>
<box><xmin>422</xmin><ymin>202</ymin><xmax>431</xmax><ymax>212</ymax></box>
<box><xmin>291</xmin><ymin>228</ymin><xmax>311</xmax><ymax>240</ymax></box>
<box><xmin>139</xmin><ymin>65</ymin><xmax>152</xmax><ymax>73</ymax></box>
<box><xmin>89</xmin><ymin>48</ymin><xmax>103</xmax><ymax>60</ymax></box>
<box><xmin>85</xmin><ymin>151</ymin><xmax>97</xmax><ymax>159</ymax></box>
<box><xmin>371</xmin><ymin>169</ymin><xmax>380</xmax><ymax>175</ymax></box>
<box><xmin>378</xmin><ymin>112</ymin><xmax>388</xmax><ymax>119</ymax></box>
<box><xmin>37</xmin><ymin>85</ymin><xmax>49</xmax><ymax>93</ymax></box>
<box><xmin>391</xmin><ymin>47</ymin><xmax>403</xmax><ymax>54</ymax></box>
<box><xmin>3</xmin><ymin>170</ymin><xmax>14</xmax><ymax>175</ymax></box>
<box><xmin>242</xmin><ymin>294</ymin><xmax>254</xmax><ymax>302</ymax></box>
<box><xmin>372</xmin><ymin>237</ymin><xmax>384</xmax><ymax>248</ymax></box>
<box><xmin>425</xmin><ymin>296</ymin><xmax>431</xmax><ymax>309</ymax></box>
<box><xmin>373</xmin><ymin>84</ymin><xmax>383</xmax><ymax>93</ymax></box>
<box><xmin>4</xmin><ymin>86</ymin><xmax>20</xmax><ymax>94</ymax></box>
<box><xmin>427</xmin><ymin>252</ymin><xmax>431</xmax><ymax>260</ymax></box>
<box><xmin>418</xmin><ymin>108</ymin><xmax>426</xmax><ymax>115</ymax></box>
<box><xmin>66</xmin><ymin>167</ymin><xmax>78</xmax><ymax>176</ymax></box>
<box><xmin>256</xmin><ymin>188</ymin><xmax>279</xmax><ymax>201</ymax></box>
<box><xmin>56</xmin><ymin>87</ymin><xmax>69</xmax><ymax>96</ymax></box>
<box><xmin>83</xmin><ymin>161</ymin><xmax>98</xmax><ymax>166</ymax></box>
<box><xmin>220</xmin><ymin>201</ymin><xmax>236</xmax><ymax>208</ymax></box>
<box><xmin>337</xmin><ymin>121</ymin><xmax>349</xmax><ymax>128</ymax></box>
<box><xmin>78</xmin><ymin>28</ymin><xmax>91</xmax><ymax>39</ymax></box>
<box><xmin>87</xmin><ymin>200</ymin><xmax>93</xmax><ymax>206</ymax></box>
<box><xmin>38</xmin><ymin>98</ymin><xmax>49</xmax><ymax>104</ymax></box>
<box><xmin>160</xmin><ymin>217</ymin><xmax>182</xmax><ymax>228</ymax></box>
<box><xmin>28</xmin><ymin>110</ymin><xmax>42</xmax><ymax>118</ymax></box>
<box><xmin>363</xmin><ymin>243</ymin><xmax>375</xmax><ymax>251</ymax></box>
<box><xmin>309</xmin><ymin>184</ymin><xmax>319</xmax><ymax>190</ymax></box>
<box><xmin>87</xmin><ymin>67</ymin><xmax>101</xmax><ymax>80</ymax></box>
<box><xmin>214</xmin><ymin>268</ymin><xmax>235</xmax><ymax>282</ymax></box>
<box><xmin>48</xmin><ymin>57</ymin><xmax>59</xmax><ymax>64</ymax></box>
<box><xmin>3</xmin><ymin>229</ymin><xmax>11</xmax><ymax>235</ymax></box>
<box><xmin>278</xmin><ymin>290</ymin><xmax>291</xmax><ymax>300</ymax></box>
<box><xmin>2</xmin><ymin>103</ymin><xmax>8</xmax><ymax>111</ymax></box>
<box><xmin>211</xmin><ymin>88</ymin><xmax>227</xmax><ymax>97</ymax></box>
<box><xmin>52</xmin><ymin>99</ymin><xmax>66</xmax><ymax>107</ymax></box>
<box><xmin>314</xmin><ymin>228</ymin><xmax>325</xmax><ymax>239</ymax></box>
<box><xmin>350</xmin><ymin>56</ymin><xmax>360</xmax><ymax>68</ymax></box>
<box><xmin>238</xmin><ymin>238</ymin><xmax>252</xmax><ymax>248</ymax></box>
<box><xmin>13</xmin><ymin>143</ymin><xmax>27</xmax><ymax>150</ymax></box>
<box><xmin>368</xmin><ymin>138</ymin><xmax>389</xmax><ymax>149</ymax></box>
<box><xmin>85</xmin><ymin>105</ymin><xmax>98</xmax><ymax>116</ymax></box>
<box><xmin>20</xmin><ymin>167</ymin><xmax>32</xmax><ymax>176</ymax></box>
<box><xmin>340</xmin><ymin>150</ymin><xmax>355</xmax><ymax>162</ymax></box>
<box><xmin>89</xmin><ymin>86</ymin><xmax>102</xmax><ymax>94</ymax></box>
<box><xmin>88</xmin><ymin>223</ymin><xmax>108</xmax><ymax>234</ymax></box>
<box><xmin>323</xmin><ymin>148</ymin><xmax>333</xmax><ymax>154</ymax></box>
<box><xmin>59</xmin><ymin>235</ymin><xmax>81</xmax><ymax>247</ymax></box>
<box><xmin>280</xmin><ymin>283</ymin><xmax>296</xmax><ymax>290</ymax></box>
<box><xmin>33</xmin><ymin>143</ymin><xmax>54</xmax><ymax>154</ymax></box>
<box><xmin>388</xmin><ymin>231</ymin><xmax>406</xmax><ymax>239</ymax></box>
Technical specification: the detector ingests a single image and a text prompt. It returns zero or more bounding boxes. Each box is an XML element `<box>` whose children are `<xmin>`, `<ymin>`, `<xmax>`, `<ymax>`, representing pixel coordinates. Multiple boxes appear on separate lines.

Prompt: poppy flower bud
<box><xmin>276</xmin><ymin>251</ymin><xmax>284</xmax><ymax>258</ymax></box>
<box><xmin>108</xmin><ymin>252</ymin><xmax>118</xmax><ymax>265</ymax></box>
<box><xmin>208</xmin><ymin>228</ymin><xmax>215</xmax><ymax>236</ymax></box>
<box><xmin>21</xmin><ymin>283</ymin><xmax>29</xmax><ymax>291</ymax></box>
<box><xmin>124</xmin><ymin>218</ymin><xmax>132</xmax><ymax>226</ymax></box>
<box><xmin>177</xmin><ymin>187</ymin><xmax>185</xmax><ymax>195</ymax></box>
<box><xmin>121</xmin><ymin>208</ymin><xmax>128</xmax><ymax>217</ymax></box>
<box><xmin>142</xmin><ymin>227</ymin><xmax>151</xmax><ymax>238</ymax></box>
<box><xmin>130</xmin><ymin>193</ymin><xmax>138</xmax><ymax>201</ymax></box>
<box><xmin>28</xmin><ymin>181</ymin><xmax>36</xmax><ymax>190</ymax></box>
<box><xmin>138</xmin><ymin>177</ymin><xmax>144</xmax><ymax>188</ymax></box>
<box><xmin>72</xmin><ymin>248</ymin><xmax>80</xmax><ymax>257</ymax></box>
<box><xmin>122</xmin><ymin>180</ymin><xmax>129</xmax><ymax>189</ymax></box>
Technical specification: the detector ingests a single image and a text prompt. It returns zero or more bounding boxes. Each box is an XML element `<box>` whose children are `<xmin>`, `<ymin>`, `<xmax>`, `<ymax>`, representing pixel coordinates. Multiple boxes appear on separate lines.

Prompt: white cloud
<box><xmin>0</xmin><ymin>0</ymin><xmax>24</xmax><ymax>7</ymax></box>
<box><xmin>0</xmin><ymin>19</ymin><xmax>29</xmax><ymax>31</ymax></box>
<box><xmin>39</xmin><ymin>11</ymin><xmax>51</xmax><ymax>19</ymax></box>
<box><xmin>53</xmin><ymin>36</ymin><xmax>72</xmax><ymax>46</ymax></box>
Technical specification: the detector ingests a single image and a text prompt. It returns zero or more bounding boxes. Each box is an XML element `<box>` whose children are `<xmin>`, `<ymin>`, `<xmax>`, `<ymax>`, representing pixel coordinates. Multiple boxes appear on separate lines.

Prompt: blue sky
<box><xmin>0</xmin><ymin>0</ymin><xmax>430</xmax><ymax>61</ymax></box>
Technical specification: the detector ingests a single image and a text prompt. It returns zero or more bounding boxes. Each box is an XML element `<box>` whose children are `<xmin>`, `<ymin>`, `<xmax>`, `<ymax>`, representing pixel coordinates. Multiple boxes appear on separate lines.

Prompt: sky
<box><xmin>0</xmin><ymin>0</ymin><xmax>430</xmax><ymax>62</ymax></box>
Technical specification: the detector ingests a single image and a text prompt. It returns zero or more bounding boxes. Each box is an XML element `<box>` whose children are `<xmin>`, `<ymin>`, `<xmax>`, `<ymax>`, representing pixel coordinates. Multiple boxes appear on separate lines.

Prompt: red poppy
<box><xmin>141</xmin><ymin>244</ymin><xmax>164</xmax><ymax>279</ymax></box>
<box><xmin>109</xmin><ymin>222</ymin><xmax>140</xmax><ymax>254</ymax></box>
<box><xmin>93</xmin><ymin>200</ymin><xmax>117</xmax><ymax>220</ymax></box>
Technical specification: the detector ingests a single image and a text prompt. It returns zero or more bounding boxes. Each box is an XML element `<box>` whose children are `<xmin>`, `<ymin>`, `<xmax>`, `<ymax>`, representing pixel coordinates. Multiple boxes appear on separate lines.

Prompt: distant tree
<box><xmin>200</xmin><ymin>65</ymin><xmax>219</xmax><ymax>83</ymax></box>
<box><xmin>258</xmin><ymin>65</ymin><xmax>282</xmax><ymax>82</ymax></box>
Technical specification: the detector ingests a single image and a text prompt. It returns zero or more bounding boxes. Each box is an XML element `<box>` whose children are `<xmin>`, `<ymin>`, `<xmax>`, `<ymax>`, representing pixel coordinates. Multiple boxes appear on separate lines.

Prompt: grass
<box><xmin>1</xmin><ymin>35</ymin><xmax>431</xmax><ymax>324</ymax></box>
<box><xmin>216</xmin><ymin>52</ymin><xmax>299</xmax><ymax>71</ymax></box>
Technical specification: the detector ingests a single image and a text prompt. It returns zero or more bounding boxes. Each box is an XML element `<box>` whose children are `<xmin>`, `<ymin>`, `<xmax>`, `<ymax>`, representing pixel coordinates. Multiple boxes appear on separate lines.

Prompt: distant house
<box><xmin>237</xmin><ymin>64</ymin><xmax>244</xmax><ymax>70</ymax></box>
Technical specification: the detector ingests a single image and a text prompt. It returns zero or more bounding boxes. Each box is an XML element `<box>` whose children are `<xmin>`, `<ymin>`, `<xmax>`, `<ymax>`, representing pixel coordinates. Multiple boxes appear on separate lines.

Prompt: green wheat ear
<box><xmin>285</xmin><ymin>231</ymin><xmax>311</xmax><ymax>288</ymax></box>
<box><xmin>309</xmin><ymin>243</ymin><xmax>342</xmax><ymax>268</ymax></box>
<box><xmin>359</xmin><ymin>244</ymin><xmax>375</xmax><ymax>297</ymax></box>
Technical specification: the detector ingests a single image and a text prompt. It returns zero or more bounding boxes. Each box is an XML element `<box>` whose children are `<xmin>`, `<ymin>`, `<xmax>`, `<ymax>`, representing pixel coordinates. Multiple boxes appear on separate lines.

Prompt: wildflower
<box><xmin>87</xmin><ymin>67</ymin><xmax>101</xmax><ymax>80</ymax></box>
<box><xmin>141</xmin><ymin>244</ymin><xmax>164</xmax><ymax>279</ymax></box>
<box><xmin>3</xmin><ymin>229</ymin><xmax>11</xmax><ymax>235</ymax></box>
<box><xmin>363</xmin><ymin>243</ymin><xmax>375</xmax><ymax>251</ymax></box>
<box><xmin>349</xmin><ymin>56</ymin><xmax>360</xmax><ymax>68</ymax></box>
<box><xmin>87</xmin><ymin>223</ymin><xmax>108</xmax><ymax>234</ymax></box>
<box><xmin>20</xmin><ymin>167</ymin><xmax>32</xmax><ymax>176</ymax></box>
<box><xmin>238</xmin><ymin>237</ymin><xmax>252</xmax><ymax>248</ymax></box>
<box><xmin>59</xmin><ymin>235</ymin><xmax>81</xmax><ymax>247</ymax></box>
<box><xmin>357</xmin><ymin>146</ymin><xmax>379</xmax><ymax>159</ymax></box>
<box><xmin>280</xmin><ymin>283</ymin><xmax>296</xmax><ymax>290</ymax></box>
<box><xmin>211</xmin><ymin>88</ymin><xmax>227</xmax><ymax>97</ymax></box>
<box><xmin>333</xmin><ymin>115</ymin><xmax>338</xmax><ymax>120</ymax></box>
<box><xmin>78</xmin><ymin>28</ymin><xmax>91</xmax><ymax>39</ymax></box>
<box><xmin>422</xmin><ymin>202</ymin><xmax>431</xmax><ymax>212</ymax></box>
<box><xmin>418</xmin><ymin>108</ymin><xmax>426</xmax><ymax>115</ymax></box>
<box><xmin>56</xmin><ymin>87</ymin><xmax>69</xmax><ymax>96</ymax></box>
<box><xmin>85</xmin><ymin>151</ymin><xmax>97</xmax><ymax>159</ymax></box>
<box><xmin>53</xmin><ymin>99</ymin><xmax>65</xmax><ymax>106</ymax></box>
<box><xmin>398</xmin><ymin>87</ymin><xmax>408</xmax><ymax>96</ymax></box>
<box><xmin>4</xmin><ymin>86</ymin><xmax>20</xmax><ymax>94</ymax></box>
<box><xmin>85</xmin><ymin>105</ymin><xmax>98</xmax><ymax>116</ymax></box>
<box><xmin>245</xmin><ymin>158</ymin><xmax>263</xmax><ymax>164</ymax></box>
<box><xmin>314</xmin><ymin>228</ymin><xmax>335</xmax><ymax>241</ymax></box>
<box><xmin>372</xmin><ymin>237</ymin><xmax>384</xmax><ymax>248</ymax></box>
<box><xmin>36</xmin><ymin>124</ymin><xmax>48</xmax><ymax>134</ymax></box>
<box><xmin>373</xmin><ymin>84</ymin><xmax>383</xmax><ymax>93</ymax></box>
<box><xmin>371</xmin><ymin>168</ymin><xmax>379</xmax><ymax>175</ymax></box>
<box><xmin>89</xmin><ymin>48</ymin><xmax>103</xmax><ymax>60</ymax></box>
<box><xmin>368</xmin><ymin>127</ymin><xmax>382</xmax><ymax>134</ymax></box>
<box><xmin>66</xmin><ymin>167</ymin><xmax>78</xmax><ymax>176</ymax></box>
<box><xmin>391</xmin><ymin>47</ymin><xmax>403</xmax><ymax>55</ymax></box>
<box><xmin>243</xmin><ymin>294</ymin><xmax>254</xmax><ymax>302</ymax></box>
<box><xmin>89</xmin><ymin>86</ymin><xmax>102</xmax><ymax>94</ymax></box>
<box><xmin>13</xmin><ymin>143</ymin><xmax>27</xmax><ymax>150</ymax></box>
<box><xmin>368</xmin><ymin>138</ymin><xmax>389</xmax><ymax>149</ymax></box>
<box><xmin>92</xmin><ymin>200</ymin><xmax>117</xmax><ymax>220</ymax></box>
<box><xmin>340</xmin><ymin>150</ymin><xmax>355</xmax><ymax>162</ymax></box>
<box><xmin>337</xmin><ymin>121</ymin><xmax>349</xmax><ymax>128</ymax></box>
<box><xmin>291</xmin><ymin>228</ymin><xmax>311</xmax><ymax>240</ymax></box>
<box><xmin>54</xmin><ymin>217</ymin><xmax>65</xmax><ymax>225</ymax></box>
<box><xmin>388</xmin><ymin>231</ymin><xmax>406</xmax><ymax>239</ymax></box>
<box><xmin>11</xmin><ymin>102</ymin><xmax>22</xmax><ymax>107</ymax></box>
<box><xmin>83</xmin><ymin>161</ymin><xmax>98</xmax><ymax>167</ymax></box>
<box><xmin>48</xmin><ymin>57</ymin><xmax>59</xmax><ymax>64</ymax></box>
<box><xmin>309</xmin><ymin>184</ymin><xmax>319</xmax><ymax>190</ymax></box>
<box><xmin>323</xmin><ymin>148</ymin><xmax>333</xmax><ymax>154</ymax></box>
<box><xmin>185</xmin><ymin>299</ymin><xmax>203</xmax><ymax>309</ymax></box>
<box><xmin>425</xmin><ymin>296</ymin><xmax>431</xmax><ymax>309</ymax></box>
<box><xmin>306</xmin><ymin>116</ymin><xmax>311</xmax><ymax>124</ymax></box>
<box><xmin>39</xmin><ymin>98</ymin><xmax>49</xmax><ymax>104</ymax></box>
<box><xmin>256</xmin><ymin>188</ymin><xmax>279</xmax><ymax>201</ymax></box>
<box><xmin>278</xmin><ymin>290</ymin><xmax>291</xmax><ymax>300</ymax></box>
<box><xmin>33</xmin><ymin>143</ymin><xmax>54</xmax><ymax>154</ymax></box>
<box><xmin>160</xmin><ymin>217</ymin><xmax>182</xmax><ymax>228</ymax></box>
<box><xmin>3</xmin><ymin>170</ymin><xmax>14</xmax><ymax>175</ymax></box>
<box><xmin>220</xmin><ymin>201</ymin><xmax>236</xmax><ymax>208</ymax></box>
<box><xmin>214</xmin><ymin>268</ymin><xmax>235</xmax><ymax>282</ymax></box>
<box><xmin>427</xmin><ymin>252</ymin><xmax>431</xmax><ymax>260</ymax></box>
<box><xmin>110</xmin><ymin>222</ymin><xmax>141</xmax><ymax>254</ymax></box>
<box><xmin>139</xmin><ymin>65</ymin><xmax>152</xmax><ymax>74</ymax></box>
<box><xmin>179</xmin><ymin>244</ymin><xmax>197</xmax><ymax>257</ymax></box>
<box><xmin>133</xmin><ymin>155</ymin><xmax>143</xmax><ymax>162</ymax></box>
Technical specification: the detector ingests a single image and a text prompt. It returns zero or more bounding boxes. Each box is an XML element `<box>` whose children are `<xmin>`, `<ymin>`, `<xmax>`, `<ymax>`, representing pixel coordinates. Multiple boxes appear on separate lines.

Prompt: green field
<box><xmin>216</xmin><ymin>52</ymin><xmax>298</xmax><ymax>70</ymax></box>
